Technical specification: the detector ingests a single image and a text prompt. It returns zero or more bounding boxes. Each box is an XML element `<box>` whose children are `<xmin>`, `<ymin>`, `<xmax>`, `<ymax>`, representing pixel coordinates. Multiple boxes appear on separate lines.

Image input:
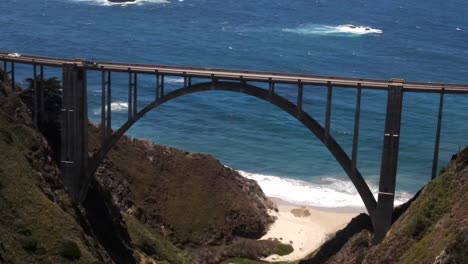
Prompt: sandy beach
<box><xmin>260</xmin><ymin>198</ymin><xmax>363</xmax><ymax>262</ymax></box>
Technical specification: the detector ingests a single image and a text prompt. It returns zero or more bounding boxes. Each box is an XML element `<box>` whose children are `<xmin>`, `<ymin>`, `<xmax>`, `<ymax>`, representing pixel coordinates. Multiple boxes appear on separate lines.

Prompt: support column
<box><xmin>61</xmin><ymin>65</ymin><xmax>88</xmax><ymax>202</ymax></box>
<box><xmin>155</xmin><ymin>74</ymin><xmax>160</xmax><ymax>100</ymax></box>
<box><xmin>374</xmin><ymin>80</ymin><xmax>404</xmax><ymax>243</ymax></box>
<box><xmin>128</xmin><ymin>71</ymin><xmax>133</xmax><ymax>121</ymax></box>
<box><xmin>1</xmin><ymin>60</ymin><xmax>7</xmax><ymax>82</ymax></box>
<box><xmin>39</xmin><ymin>66</ymin><xmax>45</xmax><ymax>125</ymax></box>
<box><xmin>10</xmin><ymin>62</ymin><xmax>15</xmax><ymax>88</ymax></box>
<box><xmin>106</xmin><ymin>72</ymin><xmax>112</xmax><ymax>137</ymax></box>
<box><xmin>297</xmin><ymin>81</ymin><xmax>303</xmax><ymax>112</ymax></box>
<box><xmin>351</xmin><ymin>85</ymin><xmax>362</xmax><ymax>169</ymax></box>
<box><xmin>432</xmin><ymin>90</ymin><xmax>444</xmax><ymax>179</ymax></box>
<box><xmin>325</xmin><ymin>83</ymin><xmax>333</xmax><ymax>139</ymax></box>
<box><xmin>133</xmin><ymin>73</ymin><xmax>138</xmax><ymax>115</ymax></box>
<box><xmin>101</xmin><ymin>70</ymin><xmax>106</xmax><ymax>141</ymax></box>
<box><xmin>268</xmin><ymin>78</ymin><xmax>275</xmax><ymax>96</ymax></box>
<box><xmin>32</xmin><ymin>64</ymin><xmax>39</xmax><ymax>128</ymax></box>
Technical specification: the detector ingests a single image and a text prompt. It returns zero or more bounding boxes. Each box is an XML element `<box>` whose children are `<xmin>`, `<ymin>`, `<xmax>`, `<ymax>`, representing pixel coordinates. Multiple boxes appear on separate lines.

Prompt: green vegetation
<box><xmin>20</xmin><ymin>237</ymin><xmax>38</xmax><ymax>252</ymax></box>
<box><xmin>401</xmin><ymin>231</ymin><xmax>455</xmax><ymax>264</ymax></box>
<box><xmin>90</xmin><ymin>125</ymin><xmax>276</xmax><ymax>248</ymax></box>
<box><xmin>265</xmin><ymin>242</ymin><xmax>294</xmax><ymax>256</ymax></box>
<box><xmin>125</xmin><ymin>215</ymin><xmax>192</xmax><ymax>264</ymax></box>
<box><xmin>459</xmin><ymin>146</ymin><xmax>468</xmax><ymax>161</ymax></box>
<box><xmin>0</xmin><ymin>81</ymin><xmax>99</xmax><ymax>263</ymax></box>
<box><xmin>59</xmin><ymin>239</ymin><xmax>81</xmax><ymax>260</ymax></box>
<box><xmin>405</xmin><ymin>172</ymin><xmax>451</xmax><ymax>239</ymax></box>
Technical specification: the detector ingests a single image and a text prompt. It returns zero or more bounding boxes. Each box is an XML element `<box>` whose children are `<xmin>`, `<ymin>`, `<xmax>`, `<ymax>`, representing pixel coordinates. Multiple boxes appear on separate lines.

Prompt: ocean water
<box><xmin>1</xmin><ymin>0</ymin><xmax>467</xmax><ymax>208</ymax></box>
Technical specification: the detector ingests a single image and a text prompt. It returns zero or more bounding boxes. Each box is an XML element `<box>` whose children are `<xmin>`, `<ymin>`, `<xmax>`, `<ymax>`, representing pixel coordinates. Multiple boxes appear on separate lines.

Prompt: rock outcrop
<box><xmin>88</xmin><ymin>124</ymin><xmax>277</xmax><ymax>247</ymax></box>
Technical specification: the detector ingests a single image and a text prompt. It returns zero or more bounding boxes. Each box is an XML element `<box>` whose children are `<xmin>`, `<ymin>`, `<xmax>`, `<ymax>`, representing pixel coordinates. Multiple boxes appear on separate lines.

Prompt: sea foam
<box><xmin>93</xmin><ymin>101</ymin><xmax>129</xmax><ymax>115</ymax></box>
<box><xmin>239</xmin><ymin>170</ymin><xmax>412</xmax><ymax>209</ymax></box>
<box><xmin>72</xmin><ymin>0</ymin><xmax>169</xmax><ymax>6</ymax></box>
<box><xmin>283</xmin><ymin>24</ymin><xmax>383</xmax><ymax>36</ymax></box>
<box><xmin>166</xmin><ymin>77</ymin><xmax>185</xmax><ymax>84</ymax></box>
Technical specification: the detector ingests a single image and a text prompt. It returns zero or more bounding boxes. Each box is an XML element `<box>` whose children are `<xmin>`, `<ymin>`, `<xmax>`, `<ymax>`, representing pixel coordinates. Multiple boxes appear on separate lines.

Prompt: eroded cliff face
<box><xmin>89</xmin><ymin>125</ymin><xmax>277</xmax><ymax>247</ymax></box>
<box><xmin>302</xmin><ymin>150</ymin><xmax>468</xmax><ymax>264</ymax></box>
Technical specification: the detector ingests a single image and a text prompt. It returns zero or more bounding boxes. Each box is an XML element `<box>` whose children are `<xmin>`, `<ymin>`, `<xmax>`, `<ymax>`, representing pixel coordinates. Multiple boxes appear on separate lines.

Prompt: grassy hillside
<box><xmin>301</xmin><ymin>149</ymin><xmax>468</xmax><ymax>264</ymax></box>
<box><xmin>0</xmin><ymin>81</ymin><xmax>107</xmax><ymax>263</ymax></box>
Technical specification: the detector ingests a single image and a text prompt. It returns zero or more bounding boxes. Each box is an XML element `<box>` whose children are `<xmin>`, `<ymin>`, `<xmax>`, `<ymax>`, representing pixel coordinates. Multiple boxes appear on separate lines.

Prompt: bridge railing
<box><xmin>2</xmin><ymin>52</ymin><xmax>468</xmax><ymax>93</ymax></box>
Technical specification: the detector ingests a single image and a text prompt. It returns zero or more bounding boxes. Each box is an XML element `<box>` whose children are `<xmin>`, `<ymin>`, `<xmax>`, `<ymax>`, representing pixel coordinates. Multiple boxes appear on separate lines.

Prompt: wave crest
<box><xmin>283</xmin><ymin>24</ymin><xmax>383</xmax><ymax>36</ymax></box>
<box><xmin>239</xmin><ymin>171</ymin><xmax>411</xmax><ymax>208</ymax></box>
<box><xmin>93</xmin><ymin>101</ymin><xmax>128</xmax><ymax>115</ymax></box>
<box><xmin>72</xmin><ymin>0</ymin><xmax>169</xmax><ymax>6</ymax></box>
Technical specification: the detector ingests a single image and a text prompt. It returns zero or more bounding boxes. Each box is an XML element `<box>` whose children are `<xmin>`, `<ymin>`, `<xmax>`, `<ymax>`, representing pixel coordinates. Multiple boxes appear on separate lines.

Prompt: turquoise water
<box><xmin>1</xmin><ymin>0</ymin><xmax>467</xmax><ymax>207</ymax></box>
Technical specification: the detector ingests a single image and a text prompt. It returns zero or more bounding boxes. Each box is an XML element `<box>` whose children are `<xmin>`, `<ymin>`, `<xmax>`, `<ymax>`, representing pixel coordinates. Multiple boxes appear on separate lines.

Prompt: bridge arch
<box><xmin>86</xmin><ymin>81</ymin><xmax>377</xmax><ymax>219</ymax></box>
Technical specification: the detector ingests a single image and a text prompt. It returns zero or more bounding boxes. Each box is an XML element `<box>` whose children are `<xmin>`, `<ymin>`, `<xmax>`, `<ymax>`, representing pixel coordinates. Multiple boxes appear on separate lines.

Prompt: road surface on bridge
<box><xmin>2</xmin><ymin>52</ymin><xmax>468</xmax><ymax>94</ymax></box>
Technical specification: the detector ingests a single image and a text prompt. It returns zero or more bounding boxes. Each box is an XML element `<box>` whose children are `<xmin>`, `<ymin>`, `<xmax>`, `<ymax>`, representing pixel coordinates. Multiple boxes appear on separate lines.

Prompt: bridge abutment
<box><xmin>374</xmin><ymin>82</ymin><xmax>403</xmax><ymax>243</ymax></box>
<box><xmin>61</xmin><ymin>65</ymin><xmax>88</xmax><ymax>202</ymax></box>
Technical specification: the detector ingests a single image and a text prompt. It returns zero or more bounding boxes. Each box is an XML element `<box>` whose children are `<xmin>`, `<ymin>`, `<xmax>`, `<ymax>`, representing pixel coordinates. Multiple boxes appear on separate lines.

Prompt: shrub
<box><xmin>269</xmin><ymin>242</ymin><xmax>293</xmax><ymax>256</ymax></box>
<box><xmin>439</xmin><ymin>166</ymin><xmax>446</xmax><ymax>175</ymax></box>
<box><xmin>407</xmin><ymin>215</ymin><xmax>432</xmax><ymax>239</ymax></box>
<box><xmin>59</xmin><ymin>239</ymin><xmax>81</xmax><ymax>260</ymax></box>
<box><xmin>20</xmin><ymin>237</ymin><xmax>38</xmax><ymax>252</ymax></box>
<box><xmin>16</xmin><ymin>227</ymin><xmax>32</xmax><ymax>236</ymax></box>
<box><xmin>138</xmin><ymin>238</ymin><xmax>157</xmax><ymax>256</ymax></box>
<box><xmin>460</xmin><ymin>146</ymin><xmax>468</xmax><ymax>161</ymax></box>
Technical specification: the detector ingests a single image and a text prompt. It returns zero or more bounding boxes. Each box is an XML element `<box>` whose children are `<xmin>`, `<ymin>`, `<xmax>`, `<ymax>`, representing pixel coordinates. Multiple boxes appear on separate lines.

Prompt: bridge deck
<box><xmin>1</xmin><ymin>52</ymin><xmax>468</xmax><ymax>94</ymax></box>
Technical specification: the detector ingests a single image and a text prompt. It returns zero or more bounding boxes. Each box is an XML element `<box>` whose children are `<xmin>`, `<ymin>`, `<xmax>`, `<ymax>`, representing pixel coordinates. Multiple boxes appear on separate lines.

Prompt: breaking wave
<box><xmin>239</xmin><ymin>171</ymin><xmax>412</xmax><ymax>208</ymax></box>
<box><xmin>71</xmin><ymin>0</ymin><xmax>169</xmax><ymax>6</ymax></box>
<box><xmin>93</xmin><ymin>101</ymin><xmax>128</xmax><ymax>115</ymax></box>
<box><xmin>165</xmin><ymin>77</ymin><xmax>185</xmax><ymax>84</ymax></box>
<box><xmin>283</xmin><ymin>24</ymin><xmax>383</xmax><ymax>36</ymax></box>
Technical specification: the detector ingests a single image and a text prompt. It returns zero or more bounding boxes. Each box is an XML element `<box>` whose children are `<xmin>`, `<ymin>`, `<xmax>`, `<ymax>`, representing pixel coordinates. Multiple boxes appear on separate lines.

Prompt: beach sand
<box><xmin>260</xmin><ymin>198</ymin><xmax>363</xmax><ymax>262</ymax></box>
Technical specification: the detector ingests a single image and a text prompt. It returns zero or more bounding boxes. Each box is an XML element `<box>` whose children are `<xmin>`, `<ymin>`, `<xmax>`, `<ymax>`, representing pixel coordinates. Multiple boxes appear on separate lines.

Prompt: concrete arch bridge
<box><xmin>2</xmin><ymin>52</ymin><xmax>468</xmax><ymax>243</ymax></box>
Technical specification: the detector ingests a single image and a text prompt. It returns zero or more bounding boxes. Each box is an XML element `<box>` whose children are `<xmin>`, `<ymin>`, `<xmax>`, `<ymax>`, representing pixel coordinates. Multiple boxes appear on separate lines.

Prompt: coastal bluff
<box><xmin>88</xmin><ymin>123</ymin><xmax>278</xmax><ymax>247</ymax></box>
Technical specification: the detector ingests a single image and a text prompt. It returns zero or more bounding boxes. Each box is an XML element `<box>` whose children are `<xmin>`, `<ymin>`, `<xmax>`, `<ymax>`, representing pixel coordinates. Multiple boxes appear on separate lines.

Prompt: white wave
<box><xmin>283</xmin><ymin>24</ymin><xmax>383</xmax><ymax>36</ymax></box>
<box><xmin>165</xmin><ymin>77</ymin><xmax>185</xmax><ymax>84</ymax></box>
<box><xmin>239</xmin><ymin>171</ymin><xmax>412</xmax><ymax>209</ymax></box>
<box><xmin>71</xmin><ymin>0</ymin><xmax>169</xmax><ymax>7</ymax></box>
<box><xmin>93</xmin><ymin>101</ymin><xmax>128</xmax><ymax>115</ymax></box>
<box><xmin>110</xmin><ymin>102</ymin><xmax>129</xmax><ymax>111</ymax></box>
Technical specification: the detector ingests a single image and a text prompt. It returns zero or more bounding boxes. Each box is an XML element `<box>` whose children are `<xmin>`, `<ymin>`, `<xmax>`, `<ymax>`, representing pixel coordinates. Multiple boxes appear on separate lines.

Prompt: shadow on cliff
<box><xmin>77</xmin><ymin>180</ymin><xmax>136</xmax><ymax>264</ymax></box>
<box><xmin>15</xmin><ymin>75</ymin><xmax>136</xmax><ymax>264</ymax></box>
